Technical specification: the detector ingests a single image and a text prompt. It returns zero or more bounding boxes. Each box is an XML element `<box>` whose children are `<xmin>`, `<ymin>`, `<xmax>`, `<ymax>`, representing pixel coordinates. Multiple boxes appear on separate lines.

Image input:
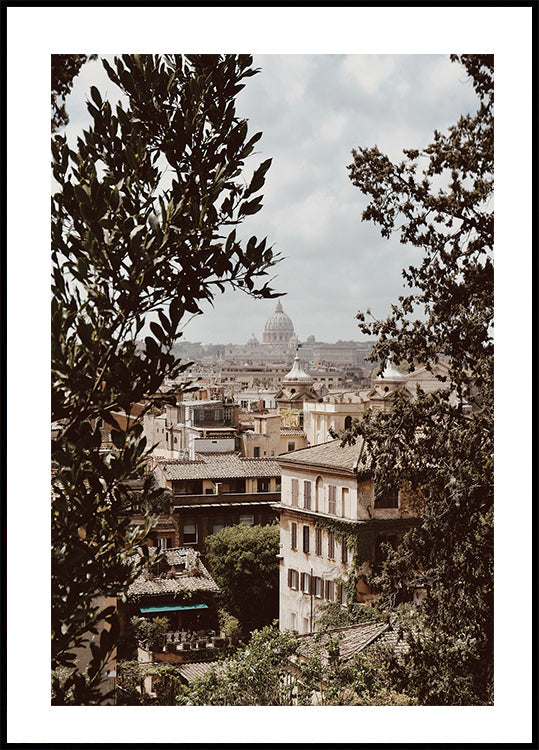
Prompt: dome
<box><xmin>264</xmin><ymin>300</ymin><xmax>294</xmax><ymax>332</ymax></box>
<box><xmin>283</xmin><ymin>352</ymin><xmax>314</xmax><ymax>384</ymax></box>
<box><xmin>262</xmin><ymin>300</ymin><xmax>295</xmax><ymax>345</ymax></box>
<box><xmin>247</xmin><ymin>332</ymin><xmax>259</xmax><ymax>346</ymax></box>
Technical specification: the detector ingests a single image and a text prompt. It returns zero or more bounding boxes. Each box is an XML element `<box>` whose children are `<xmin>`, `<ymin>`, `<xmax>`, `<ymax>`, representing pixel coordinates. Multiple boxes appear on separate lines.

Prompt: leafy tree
<box><xmin>178</xmin><ymin>625</ymin><xmax>299</xmax><ymax>706</ymax></box>
<box><xmin>51</xmin><ymin>54</ymin><xmax>97</xmax><ymax>131</ymax></box>
<box><xmin>205</xmin><ymin>523</ymin><xmax>280</xmax><ymax>633</ymax></box>
<box><xmin>316</xmin><ymin>601</ymin><xmax>379</xmax><ymax>631</ymax></box>
<box><xmin>51</xmin><ymin>54</ymin><xmax>281</xmax><ymax>704</ymax></box>
<box><xmin>178</xmin><ymin>624</ymin><xmax>416</xmax><ymax>706</ymax></box>
<box><xmin>130</xmin><ymin>615</ymin><xmax>170</xmax><ymax>651</ymax></box>
<box><xmin>345</xmin><ymin>54</ymin><xmax>494</xmax><ymax>705</ymax></box>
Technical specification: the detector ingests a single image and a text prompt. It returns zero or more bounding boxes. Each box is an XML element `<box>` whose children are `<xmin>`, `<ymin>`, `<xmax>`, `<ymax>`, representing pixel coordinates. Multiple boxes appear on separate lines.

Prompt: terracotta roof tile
<box><xmin>128</xmin><ymin>548</ymin><xmax>220</xmax><ymax>597</ymax></box>
<box><xmin>157</xmin><ymin>453</ymin><xmax>281</xmax><ymax>481</ymax></box>
<box><xmin>296</xmin><ymin>621</ymin><xmax>390</xmax><ymax>664</ymax></box>
<box><xmin>277</xmin><ymin>438</ymin><xmax>371</xmax><ymax>474</ymax></box>
<box><xmin>177</xmin><ymin>661</ymin><xmax>219</xmax><ymax>683</ymax></box>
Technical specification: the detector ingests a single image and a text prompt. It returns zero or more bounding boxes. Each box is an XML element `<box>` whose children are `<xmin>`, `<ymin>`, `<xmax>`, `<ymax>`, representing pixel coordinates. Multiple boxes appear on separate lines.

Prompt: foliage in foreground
<box><xmin>345</xmin><ymin>54</ymin><xmax>494</xmax><ymax>705</ymax></box>
<box><xmin>120</xmin><ymin>625</ymin><xmax>417</xmax><ymax>706</ymax></box>
<box><xmin>51</xmin><ymin>53</ymin><xmax>280</xmax><ymax>704</ymax></box>
<box><xmin>205</xmin><ymin>523</ymin><xmax>280</xmax><ymax>633</ymax></box>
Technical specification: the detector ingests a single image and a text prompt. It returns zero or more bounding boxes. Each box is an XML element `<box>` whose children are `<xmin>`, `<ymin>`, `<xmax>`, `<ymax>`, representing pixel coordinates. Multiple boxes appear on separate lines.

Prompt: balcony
<box><xmin>172</xmin><ymin>491</ymin><xmax>281</xmax><ymax>509</ymax></box>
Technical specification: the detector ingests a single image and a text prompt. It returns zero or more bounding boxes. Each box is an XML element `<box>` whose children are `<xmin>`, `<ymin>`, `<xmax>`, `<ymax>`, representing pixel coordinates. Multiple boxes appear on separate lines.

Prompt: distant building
<box><xmin>195</xmin><ymin>300</ymin><xmax>373</xmax><ymax>367</ymax></box>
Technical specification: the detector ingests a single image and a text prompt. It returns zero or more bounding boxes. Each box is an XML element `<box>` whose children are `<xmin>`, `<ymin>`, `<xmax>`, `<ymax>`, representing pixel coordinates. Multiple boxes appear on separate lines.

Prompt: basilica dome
<box><xmin>262</xmin><ymin>300</ymin><xmax>295</xmax><ymax>344</ymax></box>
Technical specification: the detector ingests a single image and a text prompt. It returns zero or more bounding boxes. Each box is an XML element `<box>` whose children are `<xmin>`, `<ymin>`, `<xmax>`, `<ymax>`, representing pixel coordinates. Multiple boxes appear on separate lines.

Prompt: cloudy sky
<box><xmin>63</xmin><ymin>53</ymin><xmax>479</xmax><ymax>346</ymax></box>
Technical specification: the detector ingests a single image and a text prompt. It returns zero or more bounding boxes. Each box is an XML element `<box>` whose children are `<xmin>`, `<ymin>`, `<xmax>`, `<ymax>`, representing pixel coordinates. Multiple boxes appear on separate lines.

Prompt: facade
<box><xmin>154</xmin><ymin>453</ymin><xmax>281</xmax><ymax>554</ymax></box>
<box><xmin>144</xmin><ymin>396</ymin><xmax>240</xmax><ymax>460</ymax></box>
<box><xmin>303</xmin><ymin>360</ymin><xmax>454</xmax><ymax>446</ymax></box>
<box><xmin>277</xmin><ymin>440</ymin><xmax>420</xmax><ymax>634</ymax></box>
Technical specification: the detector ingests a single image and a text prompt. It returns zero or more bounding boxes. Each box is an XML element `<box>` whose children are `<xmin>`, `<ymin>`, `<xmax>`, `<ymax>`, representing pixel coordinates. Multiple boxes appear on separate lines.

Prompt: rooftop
<box><xmin>277</xmin><ymin>438</ymin><xmax>370</xmax><ymax>474</ymax></box>
<box><xmin>296</xmin><ymin>621</ymin><xmax>409</xmax><ymax>664</ymax></box>
<box><xmin>157</xmin><ymin>453</ymin><xmax>281</xmax><ymax>481</ymax></box>
<box><xmin>128</xmin><ymin>548</ymin><xmax>220</xmax><ymax>597</ymax></box>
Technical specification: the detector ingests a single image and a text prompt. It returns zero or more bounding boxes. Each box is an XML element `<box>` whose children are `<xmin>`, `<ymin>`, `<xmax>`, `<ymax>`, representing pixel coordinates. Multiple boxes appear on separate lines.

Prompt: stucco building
<box><xmin>276</xmin><ymin>439</ymin><xmax>420</xmax><ymax>634</ymax></box>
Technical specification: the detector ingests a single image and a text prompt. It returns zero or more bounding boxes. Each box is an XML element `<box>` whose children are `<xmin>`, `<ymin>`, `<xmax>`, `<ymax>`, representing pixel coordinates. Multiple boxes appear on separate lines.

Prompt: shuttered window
<box><xmin>328</xmin><ymin>531</ymin><xmax>335</xmax><ymax>559</ymax></box>
<box><xmin>325</xmin><ymin>580</ymin><xmax>334</xmax><ymax>601</ymax></box>
<box><xmin>303</xmin><ymin>525</ymin><xmax>310</xmax><ymax>553</ymax></box>
<box><xmin>301</xmin><ymin>572</ymin><xmax>311</xmax><ymax>594</ymax></box>
<box><xmin>315</xmin><ymin>527</ymin><xmax>322</xmax><ymax>556</ymax></box>
<box><xmin>313</xmin><ymin>576</ymin><xmax>323</xmax><ymax>598</ymax></box>
<box><xmin>328</xmin><ymin>485</ymin><xmax>337</xmax><ymax>515</ymax></box>
<box><xmin>288</xmin><ymin>569</ymin><xmax>299</xmax><ymax>590</ymax></box>
<box><xmin>291</xmin><ymin>522</ymin><xmax>297</xmax><ymax>550</ymax></box>
<box><xmin>341</xmin><ymin>536</ymin><xmax>348</xmax><ymax>564</ymax></box>
<box><xmin>291</xmin><ymin>478</ymin><xmax>299</xmax><ymax>507</ymax></box>
<box><xmin>304</xmin><ymin>481</ymin><xmax>311</xmax><ymax>510</ymax></box>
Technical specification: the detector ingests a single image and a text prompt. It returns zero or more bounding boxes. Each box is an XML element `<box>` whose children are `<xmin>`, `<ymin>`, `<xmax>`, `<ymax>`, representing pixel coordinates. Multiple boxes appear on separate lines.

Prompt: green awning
<box><xmin>140</xmin><ymin>603</ymin><xmax>208</xmax><ymax>614</ymax></box>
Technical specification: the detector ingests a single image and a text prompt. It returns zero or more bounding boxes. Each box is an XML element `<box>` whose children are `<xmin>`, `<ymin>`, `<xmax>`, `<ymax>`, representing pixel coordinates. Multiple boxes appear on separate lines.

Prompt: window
<box><xmin>315</xmin><ymin>527</ymin><xmax>322</xmax><ymax>556</ymax></box>
<box><xmin>325</xmin><ymin>580</ymin><xmax>335</xmax><ymax>601</ymax></box>
<box><xmin>344</xmin><ymin>415</ymin><xmax>352</xmax><ymax>430</ymax></box>
<box><xmin>328</xmin><ymin>485</ymin><xmax>337</xmax><ymax>515</ymax></box>
<box><xmin>291</xmin><ymin>522</ymin><xmax>297</xmax><ymax>550</ymax></box>
<box><xmin>341</xmin><ymin>537</ymin><xmax>348</xmax><ymax>564</ymax></box>
<box><xmin>257</xmin><ymin>478</ymin><xmax>269</xmax><ymax>492</ymax></box>
<box><xmin>313</xmin><ymin>576</ymin><xmax>323</xmax><ymax>598</ymax></box>
<box><xmin>290</xmin><ymin>612</ymin><xmax>297</xmax><ymax>630</ymax></box>
<box><xmin>287</xmin><ymin>441</ymin><xmax>296</xmax><ymax>452</ymax></box>
<box><xmin>303</xmin><ymin>525</ymin><xmax>310</xmax><ymax>553</ymax></box>
<box><xmin>374</xmin><ymin>486</ymin><xmax>399</xmax><ymax>509</ymax></box>
<box><xmin>239</xmin><ymin>513</ymin><xmax>254</xmax><ymax>525</ymax></box>
<box><xmin>253</xmin><ymin>446</ymin><xmax>260</xmax><ymax>458</ymax></box>
<box><xmin>301</xmin><ymin>572</ymin><xmax>311</xmax><ymax>594</ymax></box>
<box><xmin>337</xmin><ymin>582</ymin><xmax>348</xmax><ymax>606</ymax></box>
<box><xmin>328</xmin><ymin>531</ymin><xmax>335</xmax><ymax>559</ymax></box>
<box><xmin>291</xmin><ymin>478</ymin><xmax>299</xmax><ymax>507</ymax></box>
<box><xmin>212</xmin><ymin>518</ymin><xmax>225</xmax><ymax>535</ymax></box>
<box><xmin>183</xmin><ymin>521</ymin><xmax>197</xmax><ymax>545</ymax></box>
<box><xmin>205</xmin><ymin>488</ymin><xmax>214</xmax><ymax>495</ymax></box>
<box><xmin>158</xmin><ymin>537</ymin><xmax>171</xmax><ymax>549</ymax></box>
<box><xmin>303</xmin><ymin>617</ymin><xmax>310</xmax><ymax>634</ymax></box>
<box><xmin>303</xmin><ymin>481</ymin><xmax>311</xmax><ymax>510</ymax></box>
<box><xmin>288</xmin><ymin>569</ymin><xmax>299</xmax><ymax>590</ymax></box>
<box><xmin>341</xmin><ymin>488</ymin><xmax>349</xmax><ymax>518</ymax></box>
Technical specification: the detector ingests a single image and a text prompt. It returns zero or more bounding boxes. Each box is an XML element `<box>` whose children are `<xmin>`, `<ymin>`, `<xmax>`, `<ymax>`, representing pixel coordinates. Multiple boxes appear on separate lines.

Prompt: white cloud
<box><xmin>342</xmin><ymin>54</ymin><xmax>396</xmax><ymax>94</ymax></box>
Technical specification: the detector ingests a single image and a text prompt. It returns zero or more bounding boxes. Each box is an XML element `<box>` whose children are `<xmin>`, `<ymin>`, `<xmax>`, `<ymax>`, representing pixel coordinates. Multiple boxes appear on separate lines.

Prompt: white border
<box><xmin>6</xmin><ymin>4</ymin><xmax>533</xmax><ymax>745</ymax></box>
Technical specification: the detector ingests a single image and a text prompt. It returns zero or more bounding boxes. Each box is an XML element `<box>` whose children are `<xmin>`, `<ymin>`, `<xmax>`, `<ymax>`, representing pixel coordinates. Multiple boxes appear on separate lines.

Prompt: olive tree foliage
<box><xmin>51</xmin><ymin>54</ymin><xmax>281</xmax><ymax>704</ymax></box>
<box><xmin>51</xmin><ymin>54</ymin><xmax>97</xmax><ymax>131</ymax></box>
<box><xmin>344</xmin><ymin>55</ymin><xmax>494</xmax><ymax>704</ymax></box>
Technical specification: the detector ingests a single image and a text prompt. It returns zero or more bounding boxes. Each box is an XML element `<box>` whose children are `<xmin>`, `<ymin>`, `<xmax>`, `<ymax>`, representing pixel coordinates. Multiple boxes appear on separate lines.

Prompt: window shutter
<box><xmin>303</xmin><ymin>525</ymin><xmax>310</xmax><ymax>553</ymax></box>
<box><xmin>288</xmin><ymin>569</ymin><xmax>292</xmax><ymax>588</ymax></box>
